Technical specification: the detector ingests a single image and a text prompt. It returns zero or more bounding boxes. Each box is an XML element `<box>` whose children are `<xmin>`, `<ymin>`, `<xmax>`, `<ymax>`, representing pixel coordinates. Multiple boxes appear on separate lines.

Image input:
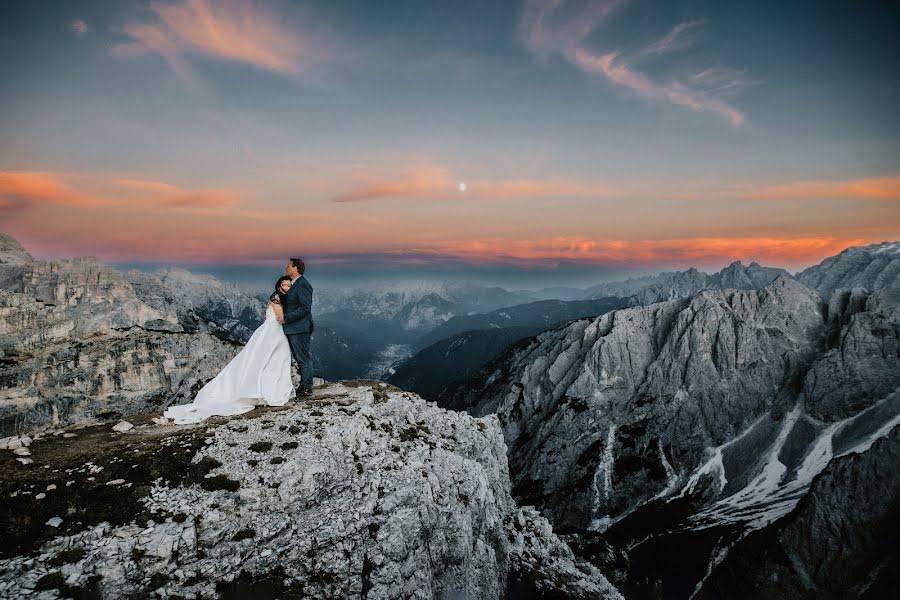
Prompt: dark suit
<box><xmin>283</xmin><ymin>275</ymin><xmax>314</xmax><ymax>394</ymax></box>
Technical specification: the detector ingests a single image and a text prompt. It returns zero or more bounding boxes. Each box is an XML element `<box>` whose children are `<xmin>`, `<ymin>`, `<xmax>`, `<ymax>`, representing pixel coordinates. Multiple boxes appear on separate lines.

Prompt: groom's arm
<box><xmin>282</xmin><ymin>286</ymin><xmax>312</xmax><ymax>324</ymax></box>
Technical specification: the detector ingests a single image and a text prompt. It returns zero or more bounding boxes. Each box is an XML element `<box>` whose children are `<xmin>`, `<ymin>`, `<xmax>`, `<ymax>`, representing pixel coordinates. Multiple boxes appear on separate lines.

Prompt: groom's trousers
<box><xmin>286</xmin><ymin>332</ymin><xmax>314</xmax><ymax>395</ymax></box>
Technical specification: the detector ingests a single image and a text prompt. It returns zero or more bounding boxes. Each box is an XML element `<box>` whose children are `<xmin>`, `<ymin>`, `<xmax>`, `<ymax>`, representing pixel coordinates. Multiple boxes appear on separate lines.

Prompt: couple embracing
<box><xmin>164</xmin><ymin>257</ymin><xmax>314</xmax><ymax>425</ymax></box>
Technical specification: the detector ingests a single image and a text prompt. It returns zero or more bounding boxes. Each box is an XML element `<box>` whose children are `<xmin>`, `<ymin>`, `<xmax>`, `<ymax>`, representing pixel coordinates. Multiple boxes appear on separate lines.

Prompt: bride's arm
<box><xmin>269</xmin><ymin>300</ymin><xmax>285</xmax><ymax>321</ymax></box>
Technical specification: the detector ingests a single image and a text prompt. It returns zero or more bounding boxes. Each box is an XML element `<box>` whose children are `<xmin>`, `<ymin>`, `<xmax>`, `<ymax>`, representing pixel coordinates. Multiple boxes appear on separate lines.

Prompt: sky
<box><xmin>1</xmin><ymin>0</ymin><xmax>898</xmax><ymax>288</ymax></box>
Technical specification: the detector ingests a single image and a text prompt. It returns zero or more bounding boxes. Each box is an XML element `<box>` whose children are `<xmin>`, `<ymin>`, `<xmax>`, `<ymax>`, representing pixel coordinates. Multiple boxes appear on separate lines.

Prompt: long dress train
<box><xmin>164</xmin><ymin>305</ymin><xmax>294</xmax><ymax>424</ymax></box>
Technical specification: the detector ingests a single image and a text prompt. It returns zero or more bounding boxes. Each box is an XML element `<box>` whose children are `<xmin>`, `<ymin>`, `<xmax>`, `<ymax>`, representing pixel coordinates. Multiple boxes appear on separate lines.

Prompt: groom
<box><xmin>279</xmin><ymin>257</ymin><xmax>315</xmax><ymax>398</ymax></box>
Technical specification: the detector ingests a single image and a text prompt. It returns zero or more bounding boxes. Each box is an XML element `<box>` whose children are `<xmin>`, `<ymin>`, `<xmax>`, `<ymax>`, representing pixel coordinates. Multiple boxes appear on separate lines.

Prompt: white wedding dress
<box><xmin>164</xmin><ymin>304</ymin><xmax>294</xmax><ymax>424</ymax></box>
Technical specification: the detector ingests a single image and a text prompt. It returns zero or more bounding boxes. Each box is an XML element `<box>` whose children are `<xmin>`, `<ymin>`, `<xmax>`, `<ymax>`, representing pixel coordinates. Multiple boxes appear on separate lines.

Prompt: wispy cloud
<box><xmin>0</xmin><ymin>172</ymin><xmax>102</xmax><ymax>209</ymax></box>
<box><xmin>519</xmin><ymin>0</ymin><xmax>748</xmax><ymax>126</ymax></box>
<box><xmin>518</xmin><ymin>0</ymin><xmax>622</xmax><ymax>58</ymax></box>
<box><xmin>330</xmin><ymin>164</ymin><xmax>613</xmax><ymax>203</ymax></box>
<box><xmin>629</xmin><ymin>19</ymin><xmax>707</xmax><ymax>61</ymax></box>
<box><xmin>115</xmin><ymin>178</ymin><xmax>237</xmax><ymax>208</ymax></box>
<box><xmin>114</xmin><ymin>0</ymin><xmax>340</xmax><ymax>78</ymax></box>
<box><xmin>72</xmin><ymin>19</ymin><xmax>88</xmax><ymax>35</ymax></box>
<box><xmin>687</xmin><ymin>66</ymin><xmax>757</xmax><ymax>96</ymax></box>
<box><xmin>0</xmin><ymin>171</ymin><xmax>240</xmax><ymax>214</ymax></box>
<box><xmin>571</xmin><ymin>49</ymin><xmax>746</xmax><ymax>126</ymax></box>
<box><xmin>741</xmin><ymin>176</ymin><xmax>900</xmax><ymax>201</ymax></box>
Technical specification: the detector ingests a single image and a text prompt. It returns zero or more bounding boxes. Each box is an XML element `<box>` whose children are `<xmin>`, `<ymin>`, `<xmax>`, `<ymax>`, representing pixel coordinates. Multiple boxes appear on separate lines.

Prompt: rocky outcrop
<box><xmin>0</xmin><ymin>288</ymin><xmax>239</xmax><ymax>436</ymax></box>
<box><xmin>126</xmin><ymin>268</ymin><xmax>264</xmax><ymax>344</ymax></box>
<box><xmin>0</xmin><ymin>289</ymin><xmax>75</xmax><ymax>357</ymax></box>
<box><xmin>0</xmin><ymin>234</ymin><xmax>267</xmax><ymax>436</ymax></box>
<box><xmin>0</xmin><ymin>233</ymin><xmax>182</xmax><ymax>336</ymax></box>
<box><xmin>0</xmin><ymin>382</ymin><xmax>622</xmax><ymax>600</ymax></box>
<box><xmin>798</xmin><ymin>241</ymin><xmax>899</xmax><ymax>301</ymax></box>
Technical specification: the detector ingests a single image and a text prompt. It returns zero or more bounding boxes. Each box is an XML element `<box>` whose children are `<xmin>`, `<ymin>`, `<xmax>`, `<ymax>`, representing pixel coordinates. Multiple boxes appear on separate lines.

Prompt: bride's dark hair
<box><xmin>271</xmin><ymin>275</ymin><xmax>292</xmax><ymax>303</ymax></box>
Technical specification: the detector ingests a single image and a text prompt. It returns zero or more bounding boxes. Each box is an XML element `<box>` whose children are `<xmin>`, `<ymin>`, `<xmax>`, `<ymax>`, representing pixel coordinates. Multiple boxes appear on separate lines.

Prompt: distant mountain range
<box><xmin>317</xmin><ymin>282</ymin><xmax>533</xmax><ymax>331</ymax></box>
<box><xmin>414</xmin><ymin>298</ymin><xmax>628</xmax><ymax>351</ymax></box>
<box><xmin>389</xmin><ymin>260</ymin><xmax>804</xmax><ymax>404</ymax></box>
<box><xmin>389</xmin><ymin>298</ymin><xmax>629</xmax><ymax>401</ymax></box>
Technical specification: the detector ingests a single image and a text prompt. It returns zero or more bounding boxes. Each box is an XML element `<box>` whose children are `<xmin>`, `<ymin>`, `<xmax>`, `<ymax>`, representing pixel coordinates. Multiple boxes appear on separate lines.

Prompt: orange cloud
<box><xmin>115</xmin><ymin>178</ymin><xmax>236</xmax><ymax>208</ymax></box>
<box><xmin>425</xmin><ymin>235</ymin><xmax>871</xmax><ymax>268</ymax></box>
<box><xmin>331</xmin><ymin>165</ymin><xmax>613</xmax><ymax>202</ymax></box>
<box><xmin>0</xmin><ymin>171</ymin><xmax>102</xmax><ymax>208</ymax></box>
<box><xmin>114</xmin><ymin>0</ymin><xmax>337</xmax><ymax>78</ymax></box>
<box><xmin>0</xmin><ymin>171</ymin><xmax>238</xmax><ymax>213</ymax></box>
<box><xmin>741</xmin><ymin>176</ymin><xmax>900</xmax><ymax>201</ymax></box>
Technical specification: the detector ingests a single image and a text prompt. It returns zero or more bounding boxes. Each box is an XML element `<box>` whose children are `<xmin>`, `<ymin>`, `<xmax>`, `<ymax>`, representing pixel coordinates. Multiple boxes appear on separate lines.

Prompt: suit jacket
<box><xmin>282</xmin><ymin>275</ymin><xmax>314</xmax><ymax>335</ymax></box>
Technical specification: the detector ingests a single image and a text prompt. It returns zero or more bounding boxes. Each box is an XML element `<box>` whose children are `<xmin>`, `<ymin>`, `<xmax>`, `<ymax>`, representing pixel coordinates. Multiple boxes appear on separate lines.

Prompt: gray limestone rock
<box><xmin>443</xmin><ymin>274</ymin><xmax>898</xmax><ymax>537</ymax></box>
<box><xmin>797</xmin><ymin>241</ymin><xmax>900</xmax><ymax>301</ymax></box>
<box><xmin>0</xmin><ymin>288</ymin><xmax>239</xmax><ymax>436</ymax></box>
<box><xmin>126</xmin><ymin>268</ymin><xmax>264</xmax><ymax>344</ymax></box>
<box><xmin>0</xmin><ymin>383</ymin><xmax>622</xmax><ymax>599</ymax></box>
<box><xmin>583</xmin><ymin>261</ymin><xmax>789</xmax><ymax>306</ymax></box>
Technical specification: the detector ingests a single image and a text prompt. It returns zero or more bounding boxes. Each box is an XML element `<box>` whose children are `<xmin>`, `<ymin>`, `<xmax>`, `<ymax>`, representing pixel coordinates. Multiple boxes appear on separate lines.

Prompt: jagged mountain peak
<box><xmin>848</xmin><ymin>240</ymin><xmax>899</xmax><ymax>255</ymax></box>
<box><xmin>0</xmin><ymin>232</ymin><xmax>34</xmax><ymax>265</ymax></box>
<box><xmin>798</xmin><ymin>239</ymin><xmax>899</xmax><ymax>300</ymax></box>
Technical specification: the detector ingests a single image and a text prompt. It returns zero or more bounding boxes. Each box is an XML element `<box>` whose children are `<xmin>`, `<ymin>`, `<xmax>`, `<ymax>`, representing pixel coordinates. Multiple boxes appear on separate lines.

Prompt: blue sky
<box><xmin>1</xmin><ymin>0</ymin><xmax>898</xmax><ymax>287</ymax></box>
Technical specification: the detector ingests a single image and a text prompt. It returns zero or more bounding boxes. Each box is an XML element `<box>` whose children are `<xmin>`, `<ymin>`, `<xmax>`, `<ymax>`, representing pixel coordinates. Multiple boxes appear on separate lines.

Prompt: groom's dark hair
<box><xmin>289</xmin><ymin>257</ymin><xmax>305</xmax><ymax>275</ymax></box>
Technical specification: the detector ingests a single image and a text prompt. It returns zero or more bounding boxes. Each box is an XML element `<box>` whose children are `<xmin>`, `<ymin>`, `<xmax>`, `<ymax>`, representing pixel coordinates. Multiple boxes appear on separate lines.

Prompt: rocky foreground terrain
<box><xmin>0</xmin><ymin>381</ymin><xmax>622</xmax><ymax>599</ymax></box>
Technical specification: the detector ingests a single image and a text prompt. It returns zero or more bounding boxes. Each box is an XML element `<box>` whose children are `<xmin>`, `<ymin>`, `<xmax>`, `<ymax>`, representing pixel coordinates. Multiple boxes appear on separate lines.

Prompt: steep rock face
<box><xmin>696</xmin><ymin>425</ymin><xmax>900</xmax><ymax>599</ymax></box>
<box><xmin>0</xmin><ymin>235</ymin><xmax>266</xmax><ymax>436</ymax></box>
<box><xmin>127</xmin><ymin>268</ymin><xmax>264</xmax><ymax>343</ymax></box>
<box><xmin>797</xmin><ymin>241</ymin><xmax>899</xmax><ymax>301</ymax></box>
<box><xmin>0</xmin><ymin>290</ymin><xmax>75</xmax><ymax>357</ymax></box>
<box><xmin>1</xmin><ymin>250</ymin><xmax>182</xmax><ymax>335</ymax></box>
<box><xmin>803</xmin><ymin>286</ymin><xmax>900</xmax><ymax>421</ymax></box>
<box><xmin>0</xmin><ymin>383</ymin><xmax>622</xmax><ymax>600</ymax></box>
<box><xmin>0</xmin><ymin>289</ymin><xmax>238</xmax><ymax>437</ymax></box>
<box><xmin>443</xmin><ymin>276</ymin><xmax>899</xmax><ymax>536</ymax></box>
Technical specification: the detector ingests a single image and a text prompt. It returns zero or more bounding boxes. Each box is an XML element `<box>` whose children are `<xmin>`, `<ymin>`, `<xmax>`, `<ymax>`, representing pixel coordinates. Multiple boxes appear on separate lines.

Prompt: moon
<box><xmin>458</xmin><ymin>181</ymin><xmax>467</xmax><ymax>192</ymax></box>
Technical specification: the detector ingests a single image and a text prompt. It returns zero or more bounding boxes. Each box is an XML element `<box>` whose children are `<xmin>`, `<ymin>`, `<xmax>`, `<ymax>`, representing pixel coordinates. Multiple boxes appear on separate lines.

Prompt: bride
<box><xmin>164</xmin><ymin>276</ymin><xmax>295</xmax><ymax>424</ymax></box>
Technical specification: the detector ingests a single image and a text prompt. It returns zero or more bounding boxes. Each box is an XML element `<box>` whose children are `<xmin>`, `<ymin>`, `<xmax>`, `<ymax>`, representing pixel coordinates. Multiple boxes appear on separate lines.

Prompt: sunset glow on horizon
<box><xmin>2</xmin><ymin>0</ymin><xmax>898</xmax><ymax>281</ymax></box>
